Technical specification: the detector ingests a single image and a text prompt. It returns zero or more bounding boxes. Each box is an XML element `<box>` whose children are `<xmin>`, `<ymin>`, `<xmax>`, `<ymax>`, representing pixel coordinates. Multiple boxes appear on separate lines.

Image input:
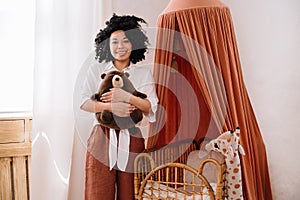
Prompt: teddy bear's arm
<box><xmin>133</xmin><ymin>91</ymin><xmax>147</xmax><ymax>99</ymax></box>
<box><xmin>91</xmin><ymin>93</ymin><xmax>101</xmax><ymax>101</ymax></box>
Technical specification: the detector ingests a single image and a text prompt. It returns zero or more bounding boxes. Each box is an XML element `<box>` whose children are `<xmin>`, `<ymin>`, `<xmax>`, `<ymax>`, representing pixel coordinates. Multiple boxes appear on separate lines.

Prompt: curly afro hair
<box><xmin>95</xmin><ymin>13</ymin><xmax>149</xmax><ymax>64</ymax></box>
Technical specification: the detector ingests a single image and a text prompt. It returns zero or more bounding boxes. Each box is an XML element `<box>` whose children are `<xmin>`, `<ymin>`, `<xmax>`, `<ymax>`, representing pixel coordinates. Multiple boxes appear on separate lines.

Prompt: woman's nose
<box><xmin>117</xmin><ymin>42</ymin><xmax>124</xmax><ymax>48</ymax></box>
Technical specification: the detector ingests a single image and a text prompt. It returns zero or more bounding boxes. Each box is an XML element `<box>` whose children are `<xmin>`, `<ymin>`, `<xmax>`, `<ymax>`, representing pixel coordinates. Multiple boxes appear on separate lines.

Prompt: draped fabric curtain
<box><xmin>147</xmin><ymin>1</ymin><xmax>272</xmax><ymax>199</ymax></box>
<box><xmin>31</xmin><ymin>0</ymin><xmax>111</xmax><ymax>199</ymax></box>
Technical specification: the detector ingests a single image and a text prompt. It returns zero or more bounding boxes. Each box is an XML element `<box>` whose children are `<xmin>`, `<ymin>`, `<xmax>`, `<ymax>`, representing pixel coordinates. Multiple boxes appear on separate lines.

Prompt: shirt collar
<box><xmin>103</xmin><ymin>61</ymin><xmax>115</xmax><ymax>71</ymax></box>
<box><xmin>103</xmin><ymin>61</ymin><xmax>134</xmax><ymax>72</ymax></box>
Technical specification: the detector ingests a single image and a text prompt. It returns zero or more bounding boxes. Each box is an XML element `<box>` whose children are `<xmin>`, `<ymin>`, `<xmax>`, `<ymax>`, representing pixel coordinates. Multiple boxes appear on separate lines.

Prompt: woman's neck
<box><xmin>113</xmin><ymin>60</ymin><xmax>130</xmax><ymax>71</ymax></box>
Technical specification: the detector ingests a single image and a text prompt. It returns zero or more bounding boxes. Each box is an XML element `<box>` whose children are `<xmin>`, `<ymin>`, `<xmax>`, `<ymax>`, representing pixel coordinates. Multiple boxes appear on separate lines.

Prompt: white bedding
<box><xmin>142</xmin><ymin>182</ymin><xmax>217</xmax><ymax>200</ymax></box>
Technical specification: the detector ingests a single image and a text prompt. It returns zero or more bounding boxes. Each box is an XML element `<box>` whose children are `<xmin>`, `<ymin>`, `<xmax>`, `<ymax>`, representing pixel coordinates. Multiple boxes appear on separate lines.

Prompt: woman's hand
<box><xmin>110</xmin><ymin>102</ymin><xmax>136</xmax><ymax>117</ymax></box>
<box><xmin>101</xmin><ymin>88</ymin><xmax>132</xmax><ymax>103</ymax></box>
<box><xmin>100</xmin><ymin>88</ymin><xmax>151</xmax><ymax>116</ymax></box>
<box><xmin>100</xmin><ymin>88</ymin><xmax>136</xmax><ymax>117</ymax></box>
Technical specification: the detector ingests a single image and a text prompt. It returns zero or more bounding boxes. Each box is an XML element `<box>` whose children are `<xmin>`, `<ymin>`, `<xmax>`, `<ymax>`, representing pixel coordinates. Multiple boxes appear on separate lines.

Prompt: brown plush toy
<box><xmin>91</xmin><ymin>70</ymin><xmax>147</xmax><ymax>132</ymax></box>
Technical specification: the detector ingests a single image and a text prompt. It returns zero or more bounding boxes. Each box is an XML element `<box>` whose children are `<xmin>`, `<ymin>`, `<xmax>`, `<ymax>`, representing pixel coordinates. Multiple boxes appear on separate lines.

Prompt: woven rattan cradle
<box><xmin>134</xmin><ymin>139</ymin><xmax>227</xmax><ymax>200</ymax></box>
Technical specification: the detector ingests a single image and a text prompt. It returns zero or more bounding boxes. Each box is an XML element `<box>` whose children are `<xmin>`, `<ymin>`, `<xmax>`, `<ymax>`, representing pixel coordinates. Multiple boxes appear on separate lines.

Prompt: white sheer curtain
<box><xmin>31</xmin><ymin>0</ymin><xmax>112</xmax><ymax>199</ymax></box>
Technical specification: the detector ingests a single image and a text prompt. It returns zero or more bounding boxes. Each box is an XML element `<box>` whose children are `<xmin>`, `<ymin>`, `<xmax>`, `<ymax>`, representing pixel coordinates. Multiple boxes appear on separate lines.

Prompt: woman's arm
<box><xmin>80</xmin><ymin>99</ymin><xmax>110</xmax><ymax>113</ymax></box>
<box><xmin>80</xmin><ymin>99</ymin><xmax>135</xmax><ymax>117</ymax></box>
<box><xmin>100</xmin><ymin>88</ymin><xmax>151</xmax><ymax>115</ymax></box>
<box><xmin>128</xmin><ymin>95</ymin><xmax>151</xmax><ymax>115</ymax></box>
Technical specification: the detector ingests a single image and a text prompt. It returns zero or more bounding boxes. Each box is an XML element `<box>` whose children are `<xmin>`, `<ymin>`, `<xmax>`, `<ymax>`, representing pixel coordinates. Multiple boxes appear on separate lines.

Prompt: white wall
<box><xmin>113</xmin><ymin>0</ymin><xmax>300</xmax><ymax>199</ymax></box>
<box><xmin>112</xmin><ymin>0</ymin><xmax>169</xmax><ymax>27</ymax></box>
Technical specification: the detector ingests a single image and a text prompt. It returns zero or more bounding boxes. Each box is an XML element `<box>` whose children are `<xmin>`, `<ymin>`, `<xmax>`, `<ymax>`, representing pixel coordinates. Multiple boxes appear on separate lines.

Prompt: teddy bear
<box><xmin>91</xmin><ymin>70</ymin><xmax>147</xmax><ymax>132</ymax></box>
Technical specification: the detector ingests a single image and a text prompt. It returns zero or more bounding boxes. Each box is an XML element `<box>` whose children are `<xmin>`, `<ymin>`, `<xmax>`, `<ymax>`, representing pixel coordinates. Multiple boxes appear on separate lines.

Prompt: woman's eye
<box><xmin>123</xmin><ymin>39</ymin><xmax>130</xmax><ymax>43</ymax></box>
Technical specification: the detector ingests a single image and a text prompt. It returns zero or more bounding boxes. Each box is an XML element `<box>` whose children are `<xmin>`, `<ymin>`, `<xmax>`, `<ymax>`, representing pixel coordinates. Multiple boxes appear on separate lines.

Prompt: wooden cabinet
<box><xmin>0</xmin><ymin>113</ymin><xmax>32</xmax><ymax>200</ymax></box>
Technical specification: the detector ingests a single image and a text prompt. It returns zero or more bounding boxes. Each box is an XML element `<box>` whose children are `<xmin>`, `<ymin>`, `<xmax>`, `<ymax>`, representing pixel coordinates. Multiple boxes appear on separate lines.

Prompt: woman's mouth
<box><xmin>116</xmin><ymin>50</ymin><xmax>128</xmax><ymax>57</ymax></box>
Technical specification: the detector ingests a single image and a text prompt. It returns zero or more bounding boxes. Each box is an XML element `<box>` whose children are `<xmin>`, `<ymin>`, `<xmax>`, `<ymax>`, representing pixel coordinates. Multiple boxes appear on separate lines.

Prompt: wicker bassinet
<box><xmin>134</xmin><ymin>139</ymin><xmax>227</xmax><ymax>200</ymax></box>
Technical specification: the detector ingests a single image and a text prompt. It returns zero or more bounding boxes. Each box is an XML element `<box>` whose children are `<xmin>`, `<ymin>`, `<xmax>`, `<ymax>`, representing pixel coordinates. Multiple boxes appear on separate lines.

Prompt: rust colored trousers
<box><xmin>85</xmin><ymin>125</ymin><xmax>145</xmax><ymax>200</ymax></box>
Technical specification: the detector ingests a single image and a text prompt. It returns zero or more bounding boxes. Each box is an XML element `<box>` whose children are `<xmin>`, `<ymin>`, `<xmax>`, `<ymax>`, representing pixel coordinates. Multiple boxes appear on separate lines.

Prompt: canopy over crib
<box><xmin>147</xmin><ymin>0</ymin><xmax>273</xmax><ymax>199</ymax></box>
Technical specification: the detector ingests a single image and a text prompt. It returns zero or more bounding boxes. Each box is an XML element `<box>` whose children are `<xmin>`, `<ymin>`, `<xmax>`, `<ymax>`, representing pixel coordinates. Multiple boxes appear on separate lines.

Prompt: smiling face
<box><xmin>109</xmin><ymin>30</ymin><xmax>132</xmax><ymax>67</ymax></box>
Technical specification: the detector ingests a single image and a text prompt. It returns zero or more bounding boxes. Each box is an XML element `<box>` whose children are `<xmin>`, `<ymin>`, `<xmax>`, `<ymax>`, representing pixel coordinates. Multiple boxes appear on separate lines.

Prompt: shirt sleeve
<box><xmin>136</xmin><ymin>69</ymin><xmax>158</xmax><ymax>123</ymax></box>
<box><xmin>80</xmin><ymin>63</ymin><xmax>101</xmax><ymax>108</ymax></box>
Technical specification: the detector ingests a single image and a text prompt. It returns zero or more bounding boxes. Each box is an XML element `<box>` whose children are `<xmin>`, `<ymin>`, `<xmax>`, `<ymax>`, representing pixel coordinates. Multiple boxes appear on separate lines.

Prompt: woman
<box><xmin>80</xmin><ymin>14</ymin><xmax>158</xmax><ymax>200</ymax></box>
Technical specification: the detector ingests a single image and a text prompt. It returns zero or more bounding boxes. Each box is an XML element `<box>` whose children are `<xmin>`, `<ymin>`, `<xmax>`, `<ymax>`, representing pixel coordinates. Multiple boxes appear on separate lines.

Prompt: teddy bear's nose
<box><xmin>115</xmin><ymin>77</ymin><xmax>120</xmax><ymax>81</ymax></box>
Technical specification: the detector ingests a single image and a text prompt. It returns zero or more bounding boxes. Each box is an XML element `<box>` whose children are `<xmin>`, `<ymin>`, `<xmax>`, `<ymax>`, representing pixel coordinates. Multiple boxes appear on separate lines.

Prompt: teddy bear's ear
<box><xmin>101</xmin><ymin>73</ymin><xmax>106</xmax><ymax>79</ymax></box>
<box><xmin>124</xmin><ymin>72</ymin><xmax>130</xmax><ymax>78</ymax></box>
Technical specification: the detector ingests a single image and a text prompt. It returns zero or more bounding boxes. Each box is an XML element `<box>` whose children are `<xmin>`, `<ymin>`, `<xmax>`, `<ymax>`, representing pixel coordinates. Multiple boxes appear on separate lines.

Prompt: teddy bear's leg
<box><xmin>100</xmin><ymin>110</ymin><xmax>113</xmax><ymax>123</ymax></box>
<box><xmin>130</xmin><ymin>110</ymin><xmax>143</xmax><ymax>124</ymax></box>
<box><xmin>128</xmin><ymin>127</ymin><xmax>138</xmax><ymax>135</ymax></box>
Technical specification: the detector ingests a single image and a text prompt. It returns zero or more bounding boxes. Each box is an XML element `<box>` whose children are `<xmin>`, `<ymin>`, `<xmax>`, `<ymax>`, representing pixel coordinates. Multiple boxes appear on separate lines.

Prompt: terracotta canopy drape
<box><xmin>147</xmin><ymin>0</ymin><xmax>273</xmax><ymax>199</ymax></box>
